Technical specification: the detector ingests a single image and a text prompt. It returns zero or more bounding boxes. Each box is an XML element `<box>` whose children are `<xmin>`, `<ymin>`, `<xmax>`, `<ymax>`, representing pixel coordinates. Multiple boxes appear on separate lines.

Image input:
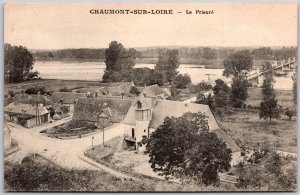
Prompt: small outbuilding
<box><xmin>5</xmin><ymin>102</ymin><xmax>50</xmax><ymax>128</ymax></box>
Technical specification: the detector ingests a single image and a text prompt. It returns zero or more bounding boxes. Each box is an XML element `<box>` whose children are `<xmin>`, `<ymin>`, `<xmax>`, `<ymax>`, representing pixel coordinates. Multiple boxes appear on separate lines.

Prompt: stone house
<box><xmin>123</xmin><ymin>94</ymin><xmax>241</xmax><ymax>166</ymax></box>
<box><xmin>4</xmin><ymin>102</ymin><xmax>50</xmax><ymax>128</ymax></box>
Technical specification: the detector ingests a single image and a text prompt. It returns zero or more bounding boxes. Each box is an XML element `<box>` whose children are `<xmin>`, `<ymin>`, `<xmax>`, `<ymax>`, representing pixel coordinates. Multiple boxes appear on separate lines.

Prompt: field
<box><xmin>4</xmin><ymin>79</ymin><xmax>103</xmax><ymax>96</ymax></box>
<box><xmin>216</xmin><ymin>108</ymin><xmax>297</xmax><ymax>153</ymax></box>
<box><xmin>246</xmin><ymin>87</ymin><xmax>295</xmax><ymax>109</ymax></box>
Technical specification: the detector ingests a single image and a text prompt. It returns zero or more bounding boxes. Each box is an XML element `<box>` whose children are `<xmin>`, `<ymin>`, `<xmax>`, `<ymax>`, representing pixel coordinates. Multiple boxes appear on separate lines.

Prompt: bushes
<box><xmin>235</xmin><ymin>141</ymin><xmax>296</xmax><ymax>191</ymax></box>
<box><xmin>127</xmin><ymin>68</ymin><xmax>164</xmax><ymax>87</ymax></box>
<box><xmin>189</xmin><ymin>81</ymin><xmax>212</xmax><ymax>94</ymax></box>
<box><xmin>129</xmin><ymin>86</ymin><xmax>140</xmax><ymax>96</ymax></box>
<box><xmin>25</xmin><ymin>86</ymin><xmax>53</xmax><ymax>95</ymax></box>
<box><xmin>59</xmin><ymin>87</ymin><xmax>72</xmax><ymax>92</ymax></box>
<box><xmin>26</xmin><ymin>71</ymin><xmax>41</xmax><ymax>81</ymax></box>
<box><xmin>172</xmin><ymin>74</ymin><xmax>191</xmax><ymax>89</ymax></box>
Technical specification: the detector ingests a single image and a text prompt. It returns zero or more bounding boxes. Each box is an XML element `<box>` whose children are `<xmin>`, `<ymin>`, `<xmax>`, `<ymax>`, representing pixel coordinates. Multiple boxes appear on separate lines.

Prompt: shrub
<box><xmin>59</xmin><ymin>87</ymin><xmax>72</xmax><ymax>92</ymax></box>
<box><xmin>172</xmin><ymin>74</ymin><xmax>192</xmax><ymax>89</ymax></box>
<box><xmin>8</xmin><ymin>90</ymin><xmax>15</xmax><ymax>97</ymax></box>
<box><xmin>129</xmin><ymin>86</ymin><xmax>141</xmax><ymax>96</ymax></box>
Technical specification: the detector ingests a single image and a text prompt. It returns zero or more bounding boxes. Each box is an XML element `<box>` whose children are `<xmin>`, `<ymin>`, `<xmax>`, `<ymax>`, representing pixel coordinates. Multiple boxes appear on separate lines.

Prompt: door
<box><xmin>131</xmin><ymin>128</ymin><xmax>135</xmax><ymax>138</ymax></box>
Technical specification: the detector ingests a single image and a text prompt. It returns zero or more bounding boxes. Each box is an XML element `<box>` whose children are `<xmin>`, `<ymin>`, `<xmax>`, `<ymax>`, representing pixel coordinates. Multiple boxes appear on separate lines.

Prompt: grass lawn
<box><xmin>216</xmin><ymin>109</ymin><xmax>297</xmax><ymax>153</ymax></box>
<box><xmin>246</xmin><ymin>87</ymin><xmax>295</xmax><ymax>109</ymax></box>
<box><xmin>85</xmin><ymin>136</ymin><xmax>122</xmax><ymax>160</ymax></box>
<box><xmin>41</xmin><ymin>120</ymin><xmax>98</xmax><ymax>138</ymax></box>
<box><xmin>4</xmin><ymin>79</ymin><xmax>103</xmax><ymax>95</ymax></box>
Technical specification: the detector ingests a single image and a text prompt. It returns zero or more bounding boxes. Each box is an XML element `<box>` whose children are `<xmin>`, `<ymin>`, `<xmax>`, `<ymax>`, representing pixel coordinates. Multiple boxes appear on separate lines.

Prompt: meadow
<box><xmin>216</xmin><ymin>108</ymin><xmax>297</xmax><ymax>153</ymax></box>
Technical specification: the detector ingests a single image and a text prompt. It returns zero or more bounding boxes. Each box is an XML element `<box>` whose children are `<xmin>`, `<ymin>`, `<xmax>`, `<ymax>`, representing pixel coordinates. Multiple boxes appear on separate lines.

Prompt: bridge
<box><xmin>246</xmin><ymin>57</ymin><xmax>297</xmax><ymax>85</ymax></box>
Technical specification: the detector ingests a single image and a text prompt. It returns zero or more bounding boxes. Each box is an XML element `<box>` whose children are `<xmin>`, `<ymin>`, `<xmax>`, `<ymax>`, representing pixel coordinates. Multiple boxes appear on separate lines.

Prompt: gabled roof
<box><xmin>211</xmin><ymin>128</ymin><xmax>241</xmax><ymax>152</ymax></box>
<box><xmin>141</xmin><ymin>84</ymin><xmax>167</xmax><ymax>98</ymax></box>
<box><xmin>161</xmin><ymin>88</ymin><xmax>171</xmax><ymax>97</ymax></box>
<box><xmin>14</xmin><ymin>94</ymin><xmax>31</xmax><ymax>100</ymax></box>
<box><xmin>124</xmin><ymin>100</ymin><xmax>240</xmax><ymax>152</ymax></box>
<box><xmin>51</xmin><ymin>92</ymin><xmax>87</xmax><ymax>104</ymax></box>
<box><xmin>73</xmin><ymin>97</ymin><xmax>132</xmax><ymax>123</ymax></box>
<box><xmin>5</xmin><ymin>102</ymin><xmax>49</xmax><ymax>116</ymax></box>
<box><xmin>152</xmin><ymin>101</ymin><xmax>220</xmax><ymax>130</ymax></box>
<box><xmin>51</xmin><ymin>103</ymin><xmax>70</xmax><ymax>113</ymax></box>
<box><xmin>18</xmin><ymin>95</ymin><xmax>52</xmax><ymax>105</ymax></box>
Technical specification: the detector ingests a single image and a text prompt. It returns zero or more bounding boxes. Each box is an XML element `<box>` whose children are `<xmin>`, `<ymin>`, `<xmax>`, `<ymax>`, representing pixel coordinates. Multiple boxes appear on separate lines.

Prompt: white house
<box><xmin>123</xmin><ymin>94</ymin><xmax>242</xmax><ymax>166</ymax></box>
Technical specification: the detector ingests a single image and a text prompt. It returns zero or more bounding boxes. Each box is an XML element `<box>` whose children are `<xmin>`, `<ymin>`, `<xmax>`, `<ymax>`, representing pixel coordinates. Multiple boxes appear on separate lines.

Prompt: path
<box><xmin>6</xmin><ymin>119</ymin><xmax>134</xmax><ymax>180</ymax></box>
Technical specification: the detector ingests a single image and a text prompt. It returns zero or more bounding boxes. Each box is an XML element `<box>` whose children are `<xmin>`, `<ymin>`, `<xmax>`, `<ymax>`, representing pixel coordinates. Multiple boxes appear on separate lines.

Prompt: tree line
<box><xmin>32</xmin><ymin>46</ymin><xmax>297</xmax><ymax>62</ymax></box>
<box><xmin>102</xmin><ymin>41</ymin><xmax>188</xmax><ymax>89</ymax></box>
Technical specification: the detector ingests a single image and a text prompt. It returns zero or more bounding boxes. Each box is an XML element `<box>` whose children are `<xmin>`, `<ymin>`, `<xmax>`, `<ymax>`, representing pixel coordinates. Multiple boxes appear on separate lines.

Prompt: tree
<box><xmin>129</xmin><ymin>86</ymin><xmax>140</xmax><ymax>96</ymax></box>
<box><xmin>146</xmin><ymin>112</ymin><xmax>232</xmax><ymax>185</ymax></box>
<box><xmin>285</xmin><ymin>108</ymin><xmax>295</xmax><ymax>121</ymax></box>
<box><xmin>223</xmin><ymin>51</ymin><xmax>253</xmax><ymax>107</ymax></box>
<box><xmin>230</xmin><ymin>77</ymin><xmax>249</xmax><ymax>108</ymax></box>
<box><xmin>213</xmin><ymin>79</ymin><xmax>230</xmax><ymax>108</ymax></box>
<box><xmin>4</xmin><ymin>43</ymin><xmax>35</xmax><ymax>83</ymax></box>
<box><xmin>259</xmin><ymin>63</ymin><xmax>280</xmax><ymax>122</ymax></box>
<box><xmin>169</xmin><ymin>86</ymin><xmax>180</xmax><ymax>100</ymax></box>
<box><xmin>155</xmin><ymin>49</ymin><xmax>180</xmax><ymax>84</ymax></box>
<box><xmin>127</xmin><ymin>68</ymin><xmax>164</xmax><ymax>87</ymax></box>
<box><xmin>102</xmin><ymin>41</ymin><xmax>136</xmax><ymax>82</ymax></box>
<box><xmin>223</xmin><ymin>50</ymin><xmax>253</xmax><ymax>78</ymax></box>
<box><xmin>172</xmin><ymin>74</ymin><xmax>192</xmax><ymax>89</ymax></box>
<box><xmin>189</xmin><ymin>81</ymin><xmax>212</xmax><ymax>94</ymax></box>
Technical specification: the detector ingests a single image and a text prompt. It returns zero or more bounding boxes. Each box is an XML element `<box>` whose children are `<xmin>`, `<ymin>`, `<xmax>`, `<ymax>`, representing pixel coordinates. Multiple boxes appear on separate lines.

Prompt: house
<box><xmin>201</xmin><ymin>89</ymin><xmax>214</xmax><ymax>98</ymax></box>
<box><xmin>13</xmin><ymin>93</ymin><xmax>31</xmax><ymax>101</ymax></box>
<box><xmin>123</xmin><ymin>94</ymin><xmax>241</xmax><ymax>166</ymax></box>
<box><xmin>77</xmin><ymin>82</ymin><xmax>134</xmax><ymax>98</ymax></box>
<box><xmin>73</xmin><ymin>97</ymin><xmax>132</xmax><ymax>127</ymax></box>
<box><xmin>50</xmin><ymin>103</ymin><xmax>70</xmax><ymax>120</ymax></box>
<box><xmin>51</xmin><ymin>92</ymin><xmax>87</xmax><ymax>111</ymax></box>
<box><xmin>17</xmin><ymin>94</ymin><xmax>52</xmax><ymax>105</ymax></box>
<box><xmin>4</xmin><ymin>102</ymin><xmax>50</xmax><ymax>128</ymax></box>
<box><xmin>140</xmin><ymin>84</ymin><xmax>170</xmax><ymax>99</ymax></box>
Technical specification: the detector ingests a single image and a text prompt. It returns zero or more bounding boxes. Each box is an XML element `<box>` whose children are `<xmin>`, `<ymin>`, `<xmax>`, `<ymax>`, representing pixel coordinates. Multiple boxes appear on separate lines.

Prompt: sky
<box><xmin>4</xmin><ymin>2</ymin><xmax>297</xmax><ymax>49</ymax></box>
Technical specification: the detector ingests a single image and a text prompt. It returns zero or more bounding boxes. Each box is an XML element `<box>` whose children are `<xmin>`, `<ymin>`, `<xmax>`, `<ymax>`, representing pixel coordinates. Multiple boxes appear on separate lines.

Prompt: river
<box><xmin>33</xmin><ymin>61</ymin><xmax>293</xmax><ymax>90</ymax></box>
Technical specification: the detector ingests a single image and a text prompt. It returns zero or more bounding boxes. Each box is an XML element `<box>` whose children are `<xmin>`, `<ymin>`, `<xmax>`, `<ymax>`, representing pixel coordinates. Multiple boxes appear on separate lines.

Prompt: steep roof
<box><xmin>152</xmin><ymin>101</ymin><xmax>219</xmax><ymax>130</ymax></box>
<box><xmin>73</xmin><ymin>97</ymin><xmax>132</xmax><ymax>123</ymax></box>
<box><xmin>14</xmin><ymin>94</ymin><xmax>31</xmax><ymax>100</ymax></box>
<box><xmin>124</xmin><ymin>100</ymin><xmax>240</xmax><ymax>152</ymax></box>
<box><xmin>18</xmin><ymin>95</ymin><xmax>52</xmax><ymax>105</ymax></box>
<box><xmin>141</xmin><ymin>84</ymin><xmax>167</xmax><ymax>97</ymax></box>
<box><xmin>211</xmin><ymin>128</ymin><xmax>241</xmax><ymax>152</ymax></box>
<box><xmin>51</xmin><ymin>92</ymin><xmax>87</xmax><ymax>104</ymax></box>
<box><xmin>161</xmin><ymin>88</ymin><xmax>171</xmax><ymax>97</ymax></box>
<box><xmin>5</xmin><ymin>102</ymin><xmax>49</xmax><ymax>116</ymax></box>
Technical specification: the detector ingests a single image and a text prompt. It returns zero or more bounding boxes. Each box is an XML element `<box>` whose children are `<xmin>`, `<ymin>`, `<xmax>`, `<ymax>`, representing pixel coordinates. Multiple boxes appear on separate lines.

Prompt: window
<box><xmin>144</xmin><ymin>129</ymin><xmax>146</xmax><ymax>132</ymax></box>
<box><xmin>137</xmin><ymin>101</ymin><xmax>142</xmax><ymax>109</ymax></box>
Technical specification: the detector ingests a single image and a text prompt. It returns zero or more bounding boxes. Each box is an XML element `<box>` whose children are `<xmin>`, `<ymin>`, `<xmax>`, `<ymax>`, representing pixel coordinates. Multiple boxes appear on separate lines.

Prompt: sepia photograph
<box><xmin>3</xmin><ymin>2</ymin><xmax>297</xmax><ymax>192</ymax></box>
